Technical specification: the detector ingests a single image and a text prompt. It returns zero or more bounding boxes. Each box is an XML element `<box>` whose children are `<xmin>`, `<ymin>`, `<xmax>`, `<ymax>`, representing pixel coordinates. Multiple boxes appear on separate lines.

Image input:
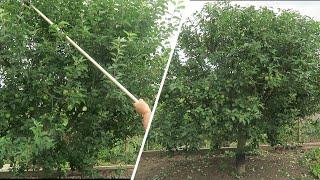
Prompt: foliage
<box><xmin>301</xmin><ymin>118</ymin><xmax>320</xmax><ymax>142</ymax></box>
<box><xmin>0</xmin><ymin>0</ymin><xmax>180</xmax><ymax>176</ymax></box>
<box><xmin>150</xmin><ymin>1</ymin><xmax>320</xmax><ymax>161</ymax></box>
<box><xmin>275</xmin><ymin>118</ymin><xmax>320</xmax><ymax>145</ymax></box>
<box><xmin>98</xmin><ymin>136</ymin><xmax>142</xmax><ymax>165</ymax></box>
<box><xmin>304</xmin><ymin>148</ymin><xmax>320</xmax><ymax>178</ymax></box>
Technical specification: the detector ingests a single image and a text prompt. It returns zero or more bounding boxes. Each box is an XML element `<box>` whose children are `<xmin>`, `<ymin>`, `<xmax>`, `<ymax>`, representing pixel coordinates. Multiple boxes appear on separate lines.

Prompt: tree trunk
<box><xmin>236</xmin><ymin>126</ymin><xmax>247</xmax><ymax>175</ymax></box>
<box><xmin>297</xmin><ymin>119</ymin><xmax>301</xmax><ymax>143</ymax></box>
<box><xmin>125</xmin><ymin>138</ymin><xmax>128</xmax><ymax>152</ymax></box>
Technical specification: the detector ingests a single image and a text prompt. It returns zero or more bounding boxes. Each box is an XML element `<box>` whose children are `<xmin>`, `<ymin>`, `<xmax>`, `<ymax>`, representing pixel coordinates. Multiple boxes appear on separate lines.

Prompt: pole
<box><xmin>29</xmin><ymin>4</ymin><xmax>139</xmax><ymax>103</ymax></box>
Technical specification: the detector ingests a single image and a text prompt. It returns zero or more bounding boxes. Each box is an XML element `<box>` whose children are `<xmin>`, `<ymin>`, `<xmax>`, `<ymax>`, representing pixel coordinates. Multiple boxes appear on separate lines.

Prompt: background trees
<box><xmin>0</xmin><ymin>0</ymin><xmax>178</xmax><ymax>175</ymax></box>
<box><xmin>151</xmin><ymin>2</ymin><xmax>320</xmax><ymax>173</ymax></box>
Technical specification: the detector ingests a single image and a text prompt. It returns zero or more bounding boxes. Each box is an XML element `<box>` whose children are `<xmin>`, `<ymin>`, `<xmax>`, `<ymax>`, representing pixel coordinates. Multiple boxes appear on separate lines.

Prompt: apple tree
<box><xmin>0</xmin><ymin>0</ymin><xmax>178</xmax><ymax>176</ymax></box>
<box><xmin>152</xmin><ymin>2</ymin><xmax>320</xmax><ymax>173</ymax></box>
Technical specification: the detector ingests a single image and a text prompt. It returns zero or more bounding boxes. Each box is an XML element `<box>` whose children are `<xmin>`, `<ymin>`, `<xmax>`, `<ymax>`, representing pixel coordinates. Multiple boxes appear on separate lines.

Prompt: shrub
<box><xmin>304</xmin><ymin>148</ymin><xmax>320</xmax><ymax>178</ymax></box>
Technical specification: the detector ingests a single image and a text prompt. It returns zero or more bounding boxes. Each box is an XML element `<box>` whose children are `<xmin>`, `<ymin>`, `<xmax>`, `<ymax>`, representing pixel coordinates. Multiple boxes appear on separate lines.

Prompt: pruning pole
<box><xmin>27</xmin><ymin>3</ymin><xmax>139</xmax><ymax>103</ymax></box>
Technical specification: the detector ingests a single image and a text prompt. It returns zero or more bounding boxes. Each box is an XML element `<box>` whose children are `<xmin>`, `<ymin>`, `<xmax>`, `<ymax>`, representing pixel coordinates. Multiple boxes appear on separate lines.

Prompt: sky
<box><xmin>186</xmin><ymin>1</ymin><xmax>320</xmax><ymax>20</ymax></box>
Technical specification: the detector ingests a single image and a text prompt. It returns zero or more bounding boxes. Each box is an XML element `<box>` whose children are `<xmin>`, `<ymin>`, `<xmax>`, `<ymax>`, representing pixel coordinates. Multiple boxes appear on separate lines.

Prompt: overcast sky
<box><xmin>186</xmin><ymin>1</ymin><xmax>320</xmax><ymax>20</ymax></box>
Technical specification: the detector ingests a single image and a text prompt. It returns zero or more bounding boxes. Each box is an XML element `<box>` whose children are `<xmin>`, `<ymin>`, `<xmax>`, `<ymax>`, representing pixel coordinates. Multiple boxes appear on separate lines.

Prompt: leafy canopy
<box><xmin>151</xmin><ymin>2</ymin><xmax>320</xmax><ymax>152</ymax></box>
<box><xmin>0</xmin><ymin>0</ymin><xmax>178</xmax><ymax>175</ymax></box>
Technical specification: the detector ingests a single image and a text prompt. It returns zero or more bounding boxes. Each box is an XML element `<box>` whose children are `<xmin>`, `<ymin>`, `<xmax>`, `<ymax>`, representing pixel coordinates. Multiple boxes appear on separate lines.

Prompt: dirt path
<box><xmin>135</xmin><ymin>150</ymin><xmax>315</xmax><ymax>180</ymax></box>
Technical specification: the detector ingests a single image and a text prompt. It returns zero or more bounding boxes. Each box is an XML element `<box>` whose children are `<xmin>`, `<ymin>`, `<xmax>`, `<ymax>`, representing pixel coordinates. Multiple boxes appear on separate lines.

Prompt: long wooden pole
<box><xmin>29</xmin><ymin>4</ymin><xmax>139</xmax><ymax>103</ymax></box>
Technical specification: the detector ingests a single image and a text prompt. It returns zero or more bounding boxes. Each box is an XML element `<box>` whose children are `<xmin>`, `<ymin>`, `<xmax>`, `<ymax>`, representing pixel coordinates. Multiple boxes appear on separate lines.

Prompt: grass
<box><xmin>303</xmin><ymin>148</ymin><xmax>320</xmax><ymax>179</ymax></box>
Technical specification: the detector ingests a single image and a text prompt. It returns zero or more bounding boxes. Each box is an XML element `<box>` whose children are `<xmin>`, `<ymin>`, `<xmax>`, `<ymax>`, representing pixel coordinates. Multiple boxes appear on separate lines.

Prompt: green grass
<box><xmin>303</xmin><ymin>148</ymin><xmax>320</xmax><ymax>178</ymax></box>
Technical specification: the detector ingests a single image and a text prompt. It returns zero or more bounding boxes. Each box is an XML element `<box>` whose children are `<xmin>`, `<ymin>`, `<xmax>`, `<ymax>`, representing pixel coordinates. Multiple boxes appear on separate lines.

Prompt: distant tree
<box><xmin>152</xmin><ymin>2</ymin><xmax>320</xmax><ymax>173</ymax></box>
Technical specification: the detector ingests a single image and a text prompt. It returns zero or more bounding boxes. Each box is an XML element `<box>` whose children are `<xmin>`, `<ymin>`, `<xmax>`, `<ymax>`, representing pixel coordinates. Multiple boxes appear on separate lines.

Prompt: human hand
<box><xmin>133</xmin><ymin>99</ymin><xmax>151</xmax><ymax>130</ymax></box>
<box><xmin>133</xmin><ymin>99</ymin><xmax>151</xmax><ymax>116</ymax></box>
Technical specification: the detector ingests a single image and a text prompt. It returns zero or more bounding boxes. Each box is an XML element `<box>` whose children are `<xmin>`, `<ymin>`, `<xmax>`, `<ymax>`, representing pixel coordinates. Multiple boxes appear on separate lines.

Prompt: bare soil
<box><xmin>135</xmin><ymin>150</ymin><xmax>315</xmax><ymax>180</ymax></box>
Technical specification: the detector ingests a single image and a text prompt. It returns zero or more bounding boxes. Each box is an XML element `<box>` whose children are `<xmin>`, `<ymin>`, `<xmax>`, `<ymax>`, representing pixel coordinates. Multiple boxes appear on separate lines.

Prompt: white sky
<box><xmin>186</xmin><ymin>1</ymin><xmax>320</xmax><ymax>20</ymax></box>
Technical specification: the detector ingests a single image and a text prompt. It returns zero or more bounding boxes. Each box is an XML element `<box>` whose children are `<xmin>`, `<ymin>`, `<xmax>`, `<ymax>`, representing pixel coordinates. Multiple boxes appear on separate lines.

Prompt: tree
<box><xmin>0</xmin><ymin>0</ymin><xmax>178</xmax><ymax>176</ymax></box>
<box><xmin>151</xmin><ymin>2</ymin><xmax>320</xmax><ymax>173</ymax></box>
